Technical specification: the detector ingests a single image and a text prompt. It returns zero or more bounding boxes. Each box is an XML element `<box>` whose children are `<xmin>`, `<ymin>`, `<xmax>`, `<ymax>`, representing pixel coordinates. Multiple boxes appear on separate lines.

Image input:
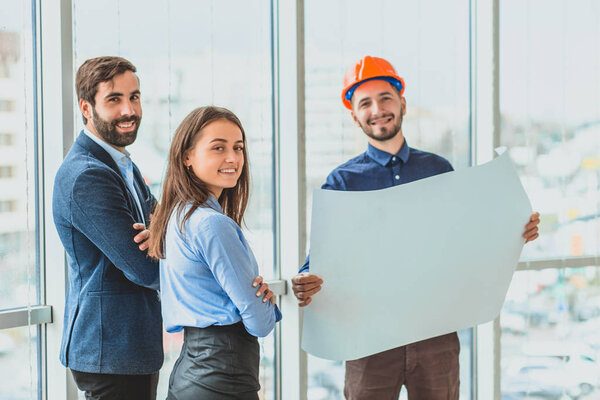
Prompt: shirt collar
<box><xmin>206</xmin><ymin>194</ymin><xmax>223</xmax><ymax>213</ymax></box>
<box><xmin>366</xmin><ymin>139</ymin><xmax>411</xmax><ymax>167</ymax></box>
<box><xmin>83</xmin><ymin>127</ymin><xmax>131</xmax><ymax>168</ymax></box>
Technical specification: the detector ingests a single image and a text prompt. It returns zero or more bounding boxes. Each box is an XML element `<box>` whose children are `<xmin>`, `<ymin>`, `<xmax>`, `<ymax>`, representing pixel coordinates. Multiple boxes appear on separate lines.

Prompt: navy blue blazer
<box><xmin>52</xmin><ymin>132</ymin><xmax>163</xmax><ymax>374</ymax></box>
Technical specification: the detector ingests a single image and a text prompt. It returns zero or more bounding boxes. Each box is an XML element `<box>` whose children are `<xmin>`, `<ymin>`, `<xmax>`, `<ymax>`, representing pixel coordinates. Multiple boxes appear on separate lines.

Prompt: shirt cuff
<box><xmin>274</xmin><ymin>305</ymin><xmax>282</xmax><ymax>322</ymax></box>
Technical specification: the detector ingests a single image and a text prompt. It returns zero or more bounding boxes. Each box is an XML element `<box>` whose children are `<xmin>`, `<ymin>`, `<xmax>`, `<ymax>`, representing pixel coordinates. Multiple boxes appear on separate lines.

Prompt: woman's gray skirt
<box><xmin>166</xmin><ymin>322</ymin><xmax>260</xmax><ymax>400</ymax></box>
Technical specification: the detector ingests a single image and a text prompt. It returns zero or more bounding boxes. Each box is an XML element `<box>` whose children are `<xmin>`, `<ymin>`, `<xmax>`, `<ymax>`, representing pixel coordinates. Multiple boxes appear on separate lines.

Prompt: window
<box><xmin>0</xmin><ymin>2</ymin><xmax>39</xmax><ymax>306</ymax></box>
<box><xmin>304</xmin><ymin>0</ymin><xmax>472</xmax><ymax>397</ymax></box>
<box><xmin>0</xmin><ymin>1</ymin><xmax>42</xmax><ymax>399</ymax></box>
<box><xmin>0</xmin><ymin>31</ymin><xmax>21</xmax><ymax>79</ymax></box>
<box><xmin>72</xmin><ymin>1</ymin><xmax>277</xmax><ymax>397</ymax></box>
<box><xmin>0</xmin><ymin>134</ymin><xmax>14</xmax><ymax>146</ymax></box>
<box><xmin>0</xmin><ymin>166</ymin><xmax>15</xmax><ymax>178</ymax></box>
<box><xmin>0</xmin><ymin>100</ymin><xmax>16</xmax><ymax>112</ymax></box>
<box><xmin>0</xmin><ymin>326</ymin><xmax>40</xmax><ymax>398</ymax></box>
<box><xmin>0</xmin><ymin>200</ymin><xmax>17</xmax><ymax>213</ymax></box>
<box><xmin>499</xmin><ymin>0</ymin><xmax>600</xmax><ymax>397</ymax></box>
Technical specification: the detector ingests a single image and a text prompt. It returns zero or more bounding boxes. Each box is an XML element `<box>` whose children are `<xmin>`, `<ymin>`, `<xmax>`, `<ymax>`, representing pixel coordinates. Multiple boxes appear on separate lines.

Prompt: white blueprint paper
<box><xmin>302</xmin><ymin>152</ymin><xmax>532</xmax><ymax>361</ymax></box>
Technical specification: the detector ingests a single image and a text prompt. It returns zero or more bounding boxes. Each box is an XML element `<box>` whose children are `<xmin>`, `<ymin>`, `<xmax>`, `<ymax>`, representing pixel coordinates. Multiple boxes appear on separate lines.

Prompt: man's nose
<box><xmin>371</xmin><ymin>100</ymin><xmax>382</xmax><ymax>114</ymax></box>
<box><xmin>120</xmin><ymin>100</ymin><xmax>135</xmax><ymax>116</ymax></box>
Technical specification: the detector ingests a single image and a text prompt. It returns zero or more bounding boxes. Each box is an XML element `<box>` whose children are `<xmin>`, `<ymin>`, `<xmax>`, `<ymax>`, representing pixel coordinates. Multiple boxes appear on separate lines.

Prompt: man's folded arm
<box><xmin>70</xmin><ymin>167</ymin><xmax>159</xmax><ymax>290</ymax></box>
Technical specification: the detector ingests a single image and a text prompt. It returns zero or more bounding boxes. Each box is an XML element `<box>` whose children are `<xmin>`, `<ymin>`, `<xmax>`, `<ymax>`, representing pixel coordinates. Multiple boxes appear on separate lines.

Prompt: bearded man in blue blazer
<box><xmin>53</xmin><ymin>56</ymin><xmax>162</xmax><ymax>399</ymax></box>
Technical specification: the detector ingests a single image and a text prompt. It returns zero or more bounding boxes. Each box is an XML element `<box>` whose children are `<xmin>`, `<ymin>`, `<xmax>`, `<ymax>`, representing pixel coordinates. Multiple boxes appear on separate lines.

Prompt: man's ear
<box><xmin>401</xmin><ymin>97</ymin><xmax>407</xmax><ymax>116</ymax></box>
<box><xmin>350</xmin><ymin>110</ymin><xmax>361</xmax><ymax>128</ymax></box>
<box><xmin>80</xmin><ymin>99</ymin><xmax>93</xmax><ymax>122</ymax></box>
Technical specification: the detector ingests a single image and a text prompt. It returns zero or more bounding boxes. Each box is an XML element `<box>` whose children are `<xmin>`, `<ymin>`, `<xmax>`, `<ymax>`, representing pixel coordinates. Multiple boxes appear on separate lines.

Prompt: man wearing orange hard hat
<box><xmin>292</xmin><ymin>56</ymin><xmax>541</xmax><ymax>399</ymax></box>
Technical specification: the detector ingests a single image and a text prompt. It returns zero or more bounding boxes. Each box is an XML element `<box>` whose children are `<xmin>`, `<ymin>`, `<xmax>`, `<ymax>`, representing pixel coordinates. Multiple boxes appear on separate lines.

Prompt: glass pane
<box><xmin>501</xmin><ymin>267</ymin><xmax>600</xmax><ymax>398</ymax></box>
<box><xmin>73</xmin><ymin>0</ymin><xmax>275</xmax><ymax>280</ymax></box>
<box><xmin>500</xmin><ymin>0</ymin><xmax>600</xmax><ymax>260</ymax></box>
<box><xmin>0</xmin><ymin>0</ymin><xmax>39</xmax><ymax>310</ymax></box>
<box><xmin>304</xmin><ymin>0</ymin><xmax>472</xmax><ymax>398</ymax></box>
<box><xmin>72</xmin><ymin>1</ymin><xmax>276</xmax><ymax>397</ymax></box>
<box><xmin>0</xmin><ymin>326</ymin><xmax>40</xmax><ymax>399</ymax></box>
<box><xmin>304</xmin><ymin>0</ymin><xmax>471</xmax><ymax>225</ymax></box>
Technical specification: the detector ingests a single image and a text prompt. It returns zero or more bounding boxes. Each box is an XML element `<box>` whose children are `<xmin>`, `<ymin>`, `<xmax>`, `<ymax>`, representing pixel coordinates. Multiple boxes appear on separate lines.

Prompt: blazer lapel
<box><xmin>75</xmin><ymin>131</ymin><xmax>145</xmax><ymax>223</ymax></box>
<box><xmin>75</xmin><ymin>132</ymin><xmax>121</xmax><ymax>177</ymax></box>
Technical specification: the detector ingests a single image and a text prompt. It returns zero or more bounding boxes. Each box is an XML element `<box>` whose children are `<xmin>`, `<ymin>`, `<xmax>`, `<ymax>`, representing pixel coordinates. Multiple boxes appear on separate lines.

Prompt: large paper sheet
<box><xmin>302</xmin><ymin>152</ymin><xmax>532</xmax><ymax>361</ymax></box>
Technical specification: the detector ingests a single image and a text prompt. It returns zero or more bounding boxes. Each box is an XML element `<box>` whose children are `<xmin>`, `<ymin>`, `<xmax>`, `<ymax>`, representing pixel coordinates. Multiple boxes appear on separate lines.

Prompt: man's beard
<box><xmin>359</xmin><ymin>111</ymin><xmax>403</xmax><ymax>142</ymax></box>
<box><xmin>91</xmin><ymin>107</ymin><xmax>140</xmax><ymax>147</ymax></box>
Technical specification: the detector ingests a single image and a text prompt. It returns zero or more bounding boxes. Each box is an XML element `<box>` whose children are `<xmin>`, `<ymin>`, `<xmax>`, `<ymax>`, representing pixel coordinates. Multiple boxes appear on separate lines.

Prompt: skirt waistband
<box><xmin>183</xmin><ymin>321</ymin><xmax>250</xmax><ymax>339</ymax></box>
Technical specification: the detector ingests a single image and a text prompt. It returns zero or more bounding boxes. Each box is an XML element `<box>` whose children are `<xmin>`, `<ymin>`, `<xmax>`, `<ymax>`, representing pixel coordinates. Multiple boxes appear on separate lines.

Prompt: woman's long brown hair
<box><xmin>148</xmin><ymin>106</ymin><xmax>250</xmax><ymax>260</ymax></box>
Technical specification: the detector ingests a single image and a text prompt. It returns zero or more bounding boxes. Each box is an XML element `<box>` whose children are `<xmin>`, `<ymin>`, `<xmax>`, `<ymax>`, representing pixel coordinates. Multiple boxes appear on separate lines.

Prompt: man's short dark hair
<box><xmin>75</xmin><ymin>56</ymin><xmax>137</xmax><ymax>124</ymax></box>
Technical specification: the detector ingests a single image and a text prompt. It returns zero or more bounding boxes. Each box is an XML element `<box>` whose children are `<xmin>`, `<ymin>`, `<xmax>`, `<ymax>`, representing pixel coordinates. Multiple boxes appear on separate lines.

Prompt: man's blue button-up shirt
<box><xmin>300</xmin><ymin>140</ymin><xmax>453</xmax><ymax>273</ymax></box>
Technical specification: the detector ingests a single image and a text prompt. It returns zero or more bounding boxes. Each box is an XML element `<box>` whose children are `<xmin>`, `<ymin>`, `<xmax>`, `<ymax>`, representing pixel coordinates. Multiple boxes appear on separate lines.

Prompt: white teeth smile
<box><xmin>219</xmin><ymin>169</ymin><xmax>236</xmax><ymax>173</ymax></box>
<box><xmin>370</xmin><ymin>117</ymin><xmax>392</xmax><ymax>125</ymax></box>
<box><xmin>118</xmin><ymin>121</ymin><xmax>134</xmax><ymax>128</ymax></box>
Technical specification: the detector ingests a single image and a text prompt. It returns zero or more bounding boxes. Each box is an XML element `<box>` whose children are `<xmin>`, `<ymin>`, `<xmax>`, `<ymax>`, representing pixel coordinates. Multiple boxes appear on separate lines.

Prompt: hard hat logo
<box><xmin>341</xmin><ymin>56</ymin><xmax>405</xmax><ymax>110</ymax></box>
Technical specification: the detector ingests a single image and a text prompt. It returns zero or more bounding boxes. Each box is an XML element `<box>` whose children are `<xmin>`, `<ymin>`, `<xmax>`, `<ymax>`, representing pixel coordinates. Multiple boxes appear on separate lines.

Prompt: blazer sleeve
<box><xmin>70</xmin><ymin>167</ymin><xmax>159</xmax><ymax>290</ymax></box>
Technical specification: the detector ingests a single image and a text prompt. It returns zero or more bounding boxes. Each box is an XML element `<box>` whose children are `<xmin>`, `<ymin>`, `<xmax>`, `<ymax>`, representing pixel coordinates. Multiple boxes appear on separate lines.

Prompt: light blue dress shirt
<box><xmin>160</xmin><ymin>197</ymin><xmax>282</xmax><ymax>338</ymax></box>
<box><xmin>83</xmin><ymin>128</ymin><xmax>146</xmax><ymax>226</ymax></box>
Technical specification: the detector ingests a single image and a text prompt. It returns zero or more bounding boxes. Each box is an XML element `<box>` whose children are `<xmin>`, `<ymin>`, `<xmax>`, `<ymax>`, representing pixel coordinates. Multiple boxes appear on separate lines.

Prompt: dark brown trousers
<box><xmin>344</xmin><ymin>333</ymin><xmax>460</xmax><ymax>400</ymax></box>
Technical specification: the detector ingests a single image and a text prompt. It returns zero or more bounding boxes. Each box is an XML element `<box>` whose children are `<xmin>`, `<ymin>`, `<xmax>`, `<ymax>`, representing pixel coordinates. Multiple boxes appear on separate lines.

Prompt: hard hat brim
<box><xmin>342</xmin><ymin>76</ymin><xmax>405</xmax><ymax>110</ymax></box>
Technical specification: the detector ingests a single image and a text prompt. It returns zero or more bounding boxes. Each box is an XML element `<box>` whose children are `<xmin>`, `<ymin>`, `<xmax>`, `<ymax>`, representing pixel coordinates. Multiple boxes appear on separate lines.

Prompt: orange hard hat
<box><xmin>341</xmin><ymin>56</ymin><xmax>405</xmax><ymax>110</ymax></box>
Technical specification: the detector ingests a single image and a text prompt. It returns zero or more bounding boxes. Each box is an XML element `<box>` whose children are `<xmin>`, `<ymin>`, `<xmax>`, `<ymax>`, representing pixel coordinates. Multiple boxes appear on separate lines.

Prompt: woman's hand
<box><xmin>252</xmin><ymin>276</ymin><xmax>275</xmax><ymax>305</ymax></box>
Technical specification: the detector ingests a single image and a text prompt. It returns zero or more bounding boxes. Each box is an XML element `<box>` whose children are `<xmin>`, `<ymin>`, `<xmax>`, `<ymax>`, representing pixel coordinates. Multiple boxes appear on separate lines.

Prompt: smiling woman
<box><xmin>147</xmin><ymin>106</ymin><xmax>281</xmax><ymax>399</ymax></box>
<box><xmin>184</xmin><ymin>119</ymin><xmax>245</xmax><ymax>200</ymax></box>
